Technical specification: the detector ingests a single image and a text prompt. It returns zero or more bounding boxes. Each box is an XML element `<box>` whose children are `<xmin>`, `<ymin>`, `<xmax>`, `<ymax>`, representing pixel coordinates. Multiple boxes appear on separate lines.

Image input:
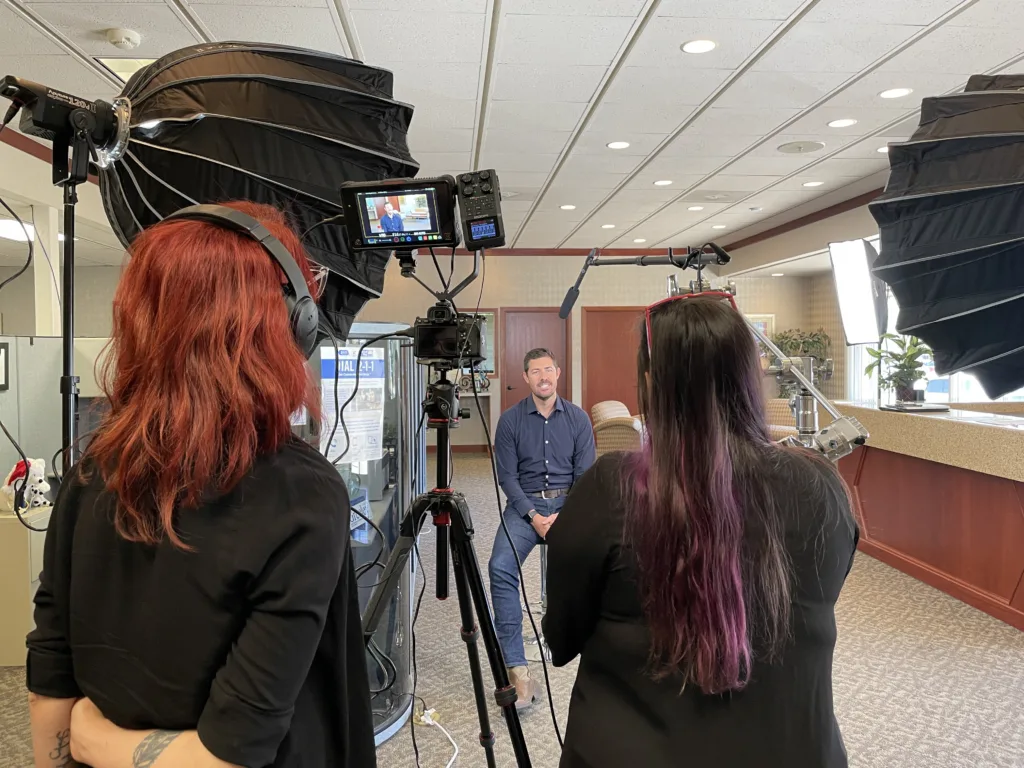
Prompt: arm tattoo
<box><xmin>48</xmin><ymin>729</ymin><xmax>80</xmax><ymax>767</ymax></box>
<box><xmin>132</xmin><ymin>730</ymin><xmax>182</xmax><ymax>768</ymax></box>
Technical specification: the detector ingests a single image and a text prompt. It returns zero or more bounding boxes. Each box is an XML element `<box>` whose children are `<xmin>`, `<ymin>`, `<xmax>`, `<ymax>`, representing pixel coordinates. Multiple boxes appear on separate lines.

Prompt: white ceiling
<box><xmin>0</xmin><ymin>0</ymin><xmax>1022</xmax><ymax>253</ymax></box>
<box><xmin>735</xmin><ymin>249</ymin><xmax>833</xmax><ymax>278</ymax></box>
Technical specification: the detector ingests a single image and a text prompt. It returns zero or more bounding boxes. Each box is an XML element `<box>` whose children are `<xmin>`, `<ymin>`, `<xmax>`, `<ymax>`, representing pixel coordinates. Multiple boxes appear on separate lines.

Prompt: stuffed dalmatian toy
<box><xmin>0</xmin><ymin>458</ymin><xmax>51</xmax><ymax>513</ymax></box>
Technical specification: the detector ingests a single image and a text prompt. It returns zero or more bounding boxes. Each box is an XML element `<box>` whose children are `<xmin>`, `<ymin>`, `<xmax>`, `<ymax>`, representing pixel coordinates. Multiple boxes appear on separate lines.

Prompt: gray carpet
<box><xmin>2</xmin><ymin>455</ymin><xmax>1023</xmax><ymax>767</ymax></box>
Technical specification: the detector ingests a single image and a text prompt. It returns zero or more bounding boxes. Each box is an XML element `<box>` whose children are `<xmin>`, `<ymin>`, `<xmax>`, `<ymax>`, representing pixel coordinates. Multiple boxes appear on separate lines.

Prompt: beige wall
<box><xmin>806</xmin><ymin>274</ymin><xmax>846</xmax><ymax>400</ymax></box>
<box><xmin>0</xmin><ymin>265</ymin><xmax>121</xmax><ymax>338</ymax></box>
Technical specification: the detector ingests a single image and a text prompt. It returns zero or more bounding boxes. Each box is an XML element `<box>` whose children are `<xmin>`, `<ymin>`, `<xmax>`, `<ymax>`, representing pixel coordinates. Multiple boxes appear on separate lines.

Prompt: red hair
<box><xmin>87</xmin><ymin>201</ymin><xmax>321</xmax><ymax>548</ymax></box>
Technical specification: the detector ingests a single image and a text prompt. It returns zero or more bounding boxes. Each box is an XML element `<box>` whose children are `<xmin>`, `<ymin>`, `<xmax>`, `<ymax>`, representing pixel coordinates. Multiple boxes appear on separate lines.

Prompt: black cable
<box><xmin>333</xmin><ymin>331</ymin><xmax>400</xmax><ymax>466</ymax></box>
<box><xmin>409</xmin><ymin>537</ymin><xmax>428</xmax><ymax>768</ymax></box>
<box><xmin>350</xmin><ymin>504</ymin><xmax>386</xmax><ymax>579</ymax></box>
<box><xmin>368</xmin><ymin>638</ymin><xmax>398</xmax><ymax>695</ymax></box>
<box><xmin>0</xmin><ymin>195</ymin><xmax>34</xmax><ymax>296</ymax></box>
<box><xmin>449</xmin><ymin>246</ymin><xmax>455</xmax><ymax>288</ymax></box>
<box><xmin>472</xmin><ymin>363</ymin><xmax>564</xmax><ymax>747</ymax></box>
<box><xmin>318</xmin><ymin>321</ymin><xmax>344</xmax><ymax>462</ymax></box>
<box><xmin>299</xmin><ymin>212</ymin><xmax>344</xmax><ymax>242</ymax></box>
<box><xmin>428</xmin><ymin>247</ymin><xmax>449</xmax><ymax>292</ymax></box>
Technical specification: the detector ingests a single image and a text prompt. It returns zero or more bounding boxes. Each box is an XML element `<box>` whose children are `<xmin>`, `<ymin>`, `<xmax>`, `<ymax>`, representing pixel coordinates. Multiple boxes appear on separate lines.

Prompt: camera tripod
<box><xmin>362</xmin><ymin>369</ymin><xmax>531</xmax><ymax>768</ymax></box>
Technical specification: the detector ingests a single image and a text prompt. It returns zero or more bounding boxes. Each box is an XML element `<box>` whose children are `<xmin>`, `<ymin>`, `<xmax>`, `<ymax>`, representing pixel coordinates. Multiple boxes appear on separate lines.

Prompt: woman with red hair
<box><xmin>25</xmin><ymin>202</ymin><xmax>375</xmax><ymax>767</ymax></box>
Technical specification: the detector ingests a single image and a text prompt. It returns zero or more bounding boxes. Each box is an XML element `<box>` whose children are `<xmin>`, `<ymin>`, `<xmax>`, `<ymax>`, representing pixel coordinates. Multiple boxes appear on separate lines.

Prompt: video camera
<box><xmin>339</xmin><ymin>170</ymin><xmax>506</xmax><ymax>252</ymax></box>
<box><xmin>413</xmin><ymin>301</ymin><xmax>485</xmax><ymax>369</ymax></box>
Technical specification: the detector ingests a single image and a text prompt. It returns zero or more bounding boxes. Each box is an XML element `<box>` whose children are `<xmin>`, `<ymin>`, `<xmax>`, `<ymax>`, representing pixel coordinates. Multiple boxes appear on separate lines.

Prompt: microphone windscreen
<box><xmin>558</xmin><ymin>286</ymin><xmax>579</xmax><ymax>319</ymax></box>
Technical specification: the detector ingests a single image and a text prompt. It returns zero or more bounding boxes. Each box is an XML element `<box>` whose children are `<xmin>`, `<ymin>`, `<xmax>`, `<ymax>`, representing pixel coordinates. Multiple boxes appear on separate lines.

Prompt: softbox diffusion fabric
<box><xmin>98</xmin><ymin>41</ymin><xmax>419</xmax><ymax>340</ymax></box>
<box><xmin>870</xmin><ymin>75</ymin><xmax>1024</xmax><ymax>398</ymax></box>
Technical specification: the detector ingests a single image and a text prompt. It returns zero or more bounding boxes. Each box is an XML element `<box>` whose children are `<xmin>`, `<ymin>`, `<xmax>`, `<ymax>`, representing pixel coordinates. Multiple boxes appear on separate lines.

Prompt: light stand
<box><xmin>362</xmin><ymin>249</ymin><xmax>531</xmax><ymax>768</ymax></box>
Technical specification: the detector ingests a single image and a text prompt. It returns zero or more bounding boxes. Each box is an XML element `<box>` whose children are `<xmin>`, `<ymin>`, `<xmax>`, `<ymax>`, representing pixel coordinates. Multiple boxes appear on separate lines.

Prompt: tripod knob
<box><xmin>460</xmin><ymin>407</ymin><xmax>471</xmax><ymax>419</ymax></box>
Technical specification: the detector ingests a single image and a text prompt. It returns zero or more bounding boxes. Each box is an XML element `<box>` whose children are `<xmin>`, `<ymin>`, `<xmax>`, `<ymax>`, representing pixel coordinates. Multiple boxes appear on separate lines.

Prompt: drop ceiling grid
<box><xmin>549</xmin><ymin>0</ymin><xmax>997</xmax><ymax>249</ymax></box>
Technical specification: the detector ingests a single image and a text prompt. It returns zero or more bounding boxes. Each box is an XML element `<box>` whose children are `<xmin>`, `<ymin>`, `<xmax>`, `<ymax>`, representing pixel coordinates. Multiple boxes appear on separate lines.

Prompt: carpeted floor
<box><xmin>2</xmin><ymin>455</ymin><xmax>1023</xmax><ymax>767</ymax></box>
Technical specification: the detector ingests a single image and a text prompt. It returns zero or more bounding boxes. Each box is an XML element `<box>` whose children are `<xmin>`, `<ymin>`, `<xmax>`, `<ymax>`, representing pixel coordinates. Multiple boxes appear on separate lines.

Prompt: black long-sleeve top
<box><xmin>26</xmin><ymin>437</ymin><xmax>376</xmax><ymax>768</ymax></box>
<box><xmin>543</xmin><ymin>450</ymin><xmax>858</xmax><ymax>768</ymax></box>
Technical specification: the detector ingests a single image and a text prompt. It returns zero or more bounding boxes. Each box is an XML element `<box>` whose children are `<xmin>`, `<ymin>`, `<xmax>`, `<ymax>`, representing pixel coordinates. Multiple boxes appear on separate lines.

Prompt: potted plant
<box><xmin>864</xmin><ymin>333</ymin><xmax>931</xmax><ymax>402</ymax></box>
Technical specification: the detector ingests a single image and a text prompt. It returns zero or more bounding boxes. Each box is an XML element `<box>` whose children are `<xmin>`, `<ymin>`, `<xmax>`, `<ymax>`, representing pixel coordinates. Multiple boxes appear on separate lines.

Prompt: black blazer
<box><xmin>543</xmin><ymin>450</ymin><xmax>858</xmax><ymax>768</ymax></box>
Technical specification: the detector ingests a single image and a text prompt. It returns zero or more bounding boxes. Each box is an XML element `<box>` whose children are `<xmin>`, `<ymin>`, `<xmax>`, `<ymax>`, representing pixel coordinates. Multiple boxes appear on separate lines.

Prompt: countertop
<box><xmin>836</xmin><ymin>402</ymin><xmax>1024</xmax><ymax>482</ymax></box>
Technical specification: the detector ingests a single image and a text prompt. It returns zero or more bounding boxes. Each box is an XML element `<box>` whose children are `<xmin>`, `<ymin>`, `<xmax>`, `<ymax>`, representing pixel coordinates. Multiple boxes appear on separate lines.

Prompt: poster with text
<box><xmin>320</xmin><ymin>345</ymin><xmax>386</xmax><ymax>463</ymax></box>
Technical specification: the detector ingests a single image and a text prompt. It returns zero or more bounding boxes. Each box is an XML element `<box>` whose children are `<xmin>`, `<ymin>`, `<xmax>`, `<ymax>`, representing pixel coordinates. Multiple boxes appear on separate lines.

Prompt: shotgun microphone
<box><xmin>558</xmin><ymin>248</ymin><xmax>597</xmax><ymax>319</ymax></box>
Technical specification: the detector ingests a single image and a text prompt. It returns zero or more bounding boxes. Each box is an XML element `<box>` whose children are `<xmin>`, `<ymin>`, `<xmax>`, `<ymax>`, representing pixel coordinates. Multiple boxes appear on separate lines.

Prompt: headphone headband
<box><xmin>162</xmin><ymin>204</ymin><xmax>320</xmax><ymax>358</ymax></box>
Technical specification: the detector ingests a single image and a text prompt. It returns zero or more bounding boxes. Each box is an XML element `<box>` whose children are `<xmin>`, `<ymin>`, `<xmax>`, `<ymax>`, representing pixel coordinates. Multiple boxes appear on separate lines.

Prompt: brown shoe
<box><xmin>508</xmin><ymin>665</ymin><xmax>537</xmax><ymax>710</ymax></box>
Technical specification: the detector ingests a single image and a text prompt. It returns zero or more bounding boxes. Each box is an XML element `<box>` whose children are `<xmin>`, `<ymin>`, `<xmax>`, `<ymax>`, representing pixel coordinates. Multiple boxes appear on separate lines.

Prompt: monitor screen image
<box><xmin>356</xmin><ymin>188</ymin><xmax>442</xmax><ymax>246</ymax></box>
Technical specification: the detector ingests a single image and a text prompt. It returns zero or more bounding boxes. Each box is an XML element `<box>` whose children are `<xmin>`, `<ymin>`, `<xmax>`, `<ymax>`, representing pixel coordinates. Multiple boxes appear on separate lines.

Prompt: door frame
<box><xmin>581</xmin><ymin>306</ymin><xmax>645</xmax><ymax>418</ymax></box>
<box><xmin>499</xmin><ymin>306</ymin><xmax>573</xmax><ymax>410</ymax></box>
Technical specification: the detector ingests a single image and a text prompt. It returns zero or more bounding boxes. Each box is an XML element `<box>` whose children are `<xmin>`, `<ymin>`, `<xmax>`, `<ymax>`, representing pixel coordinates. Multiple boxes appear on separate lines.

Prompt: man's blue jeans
<box><xmin>488</xmin><ymin>495</ymin><xmax>566</xmax><ymax>669</ymax></box>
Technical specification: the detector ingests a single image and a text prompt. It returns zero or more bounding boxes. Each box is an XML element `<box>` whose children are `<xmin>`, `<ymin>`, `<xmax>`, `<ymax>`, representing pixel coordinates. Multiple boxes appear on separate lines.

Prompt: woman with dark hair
<box><xmin>25</xmin><ymin>202</ymin><xmax>375</xmax><ymax>768</ymax></box>
<box><xmin>543</xmin><ymin>294</ymin><xmax>857</xmax><ymax>768</ymax></box>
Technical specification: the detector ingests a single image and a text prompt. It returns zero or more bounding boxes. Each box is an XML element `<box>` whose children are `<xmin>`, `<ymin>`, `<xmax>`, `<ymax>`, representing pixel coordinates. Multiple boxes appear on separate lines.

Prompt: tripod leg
<box><xmin>450</xmin><ymin>544</ymin><xmax>499</xmax><ymax>768</ymax></box>
<box><xmin>452</xmin><ymin>538</ymin><xmax>532</xmax><ymax>768</ymax></box>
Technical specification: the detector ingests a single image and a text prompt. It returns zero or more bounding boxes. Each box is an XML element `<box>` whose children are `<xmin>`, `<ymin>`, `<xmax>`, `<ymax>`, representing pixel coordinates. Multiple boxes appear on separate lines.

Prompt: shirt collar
<box><xmin>526</xmin><ymin>395</ymin><xmax>564</xmax><ymax>414</ymax></box>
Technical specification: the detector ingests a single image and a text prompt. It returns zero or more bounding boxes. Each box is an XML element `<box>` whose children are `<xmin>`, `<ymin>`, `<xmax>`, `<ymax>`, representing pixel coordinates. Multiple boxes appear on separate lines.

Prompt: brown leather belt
<box><xmin>528</xmin><ymin>488</ymin><xmax>569</xmax><ymax>499</ymax></box>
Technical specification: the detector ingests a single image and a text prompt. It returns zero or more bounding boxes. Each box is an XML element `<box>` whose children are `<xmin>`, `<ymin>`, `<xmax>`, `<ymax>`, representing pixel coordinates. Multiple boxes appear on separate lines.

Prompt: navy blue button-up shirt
<box><xmin>494</xmin><ymin>395</ymin><xmax>596</xmax><ymax>519</ymax></box>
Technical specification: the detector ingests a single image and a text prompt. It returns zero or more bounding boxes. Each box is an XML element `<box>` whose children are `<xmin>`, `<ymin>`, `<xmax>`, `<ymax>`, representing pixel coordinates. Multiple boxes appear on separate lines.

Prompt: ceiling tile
<box><xmin>0</xmin><ymin>55</ymin><xmax>116</xmax><ymax>96</ymax></box>
<box><xmin>0</xmin><ymin>5</ymin><xmax>66</xmax><ymax>55</ymax></box>
<box><xmin>413</xmin><ymin>152</ymin><xmax>472</xmax><ymax>177</ymax></box>
<box><xmin>28</xmin><ymin>3</ymin><xmax>201</xmax><ymax>57</ymax></box>
<box><xmin>785</xmin><ymin>105</ymin><xmax>916</xmax><ymax>136</ymax></box>
<box><xmin>483</xmin><ymin>129</ymin><xmax>570</xmax><ymax>155</ymax></box>
<box><xmin>879</xmin><ymin>25</ymin><xmax>1024</xmax><ymax>75</ymax></box>
<box><xmin>587</xmin><ymin>101</ymin><xmax>698</xmax><ymax>134</ymax></box>
<box><xmin>836</xmin><ymin>136</ymin><xmax>907</xmax><ymax>160</ymax></box>
<box><xmin>740</xmin><ymin>188</ymin><xmax>819</xmax><ymax>211</ymax></box>
<box><xmin>495</xmin><ymin>170</ymin><xmax>551</xmax><ymax>188</ymax></box>
<box><xmin>723</xmin><ymin>154</ymin><xmax>817</xmax><ymax>176</ymax></box>
<box><xmin>602</xmin><ymin>66</ymin><xmax>731</xmax><ymax>106</ymax></box>
<box><xmin>503</xmin><ymin>0</ymin><xmax>645</xmax><ymax>14</ymax></box>
<box><xmin>686</xmin><ymin>107</ymin><xmax>801</xmax><ymax>136</ymax></box>
<box><xmin>715</xmin><ymin>70</ymin><xmax>850</xmax><ymax>109</ymax></box>
<box><xmin>812</xmin><ymin>157</ymin><xmax>891</xmax><ymax>178</ymax></box>
<box><xmin>487</xmin><ymin>101</ymin><xmax>586</xmax><ymax>132</ymax></box>
<box><xmin>353</xmin><ymin>10</ymin><xmax>485</xmax><ymax>63</ymax></box>
<box><xmin>573</xmin><ymin>131</ymin><xmax>668</xmax><ymax>156</ymax></box>
<box><xmin>825</xmin><ymin>70</ymin><xmax>967</xmax><ymax>108</ymax></box>
<box><xmin>349</xmin><ymin>0</ymin><xmax>485</xmax><ymax>9</ymax></box>
<box><xmin>697</xmin><ymin>175</ymin><xmax>779</xmax><ymax>193</ymax></box>
<box><xmin>657</xmin><ymin>0</ymin><xmax>805</xmax><ymax>19</ymax></box>
<box><xmin>188</xmin><ymin>0</ymin><xmax>327</xmax><ymax>5</ymax></box>
<box><xmin>497</xmin><ymin>15</ymin><xmax>634</xmax><ymax>66</ymax></box>
<box><xmin>490</xmin><ymin>64</ymin><xmax>606</xmax><ymax>102</ymax></box>
<box><xmin>560</xmin><ymin>152</ymin><xmax>642</xmax><ymax>176</ymax></box>
<box><xmin>407</xmin><ymin>127</ymin><xmax>474</xmax><ymax>154</ymax></box>
<box><xmin>630</xmin><ymin>156</ymin><xmax>731</xmax><ymax>178</ymax></box>
<box><xmin>386</xmin><ymin>62</ymin><xmax>482</xmax><ymax>102</ymax></box>
<box><xmin>753</xmin><ymin>22</ymin><xmax>923</xmax><ymax>73</ymax></box>
<box><xmin>609</xmin><ymin>187</ymin><xmax>688</xmax><ymax>208</ymax></box>
<box><xmin>408</xmin><ymin>98</ymin><xmax>478</xmax><ymax>129</ymax></box>
<box><xmin>659</xmin><ymin>132</ymin><xmax>757</xmax><ymax>157</ymax></box>
<box><xmin>626</xmin><ymin>17</ymin><xmax>784</xmax><ymax>70</ymax></box>
<box><xmin>946</xmin><ymin>0</ymin><xmax>1024</xmax><ymax>27</ymax></box>
<box><xmin>478</xmin><ymin>152</ymin><xmax>558</xmax><ymax>173</ymax></box>
<box><xmin>772</xmin><ymin>175</ymin><xmax>845</xmax><ymax>192</ymax></box>
<box><xmin>552</xmin><ymin>168</ymin><xmax>629</xmax><ymax>190</ymax></box>
<box><xmin>196</xmin><ymin>6</ymin><xmax>345</xmax><ymax>54</ymax></box>
<box><xmin>803</xmin><ymin>0</ymin><xmax>963</xmax><ymax>25</ymax></box>
<box><xmin>515</xmin><ymin>229</ymin><xmax>564</xmax><ymax>248</ymax></box>
<box><xmin>542</xmin><ymin>185</ymin><xmax>615</xmax><ymax>204</ymax></box>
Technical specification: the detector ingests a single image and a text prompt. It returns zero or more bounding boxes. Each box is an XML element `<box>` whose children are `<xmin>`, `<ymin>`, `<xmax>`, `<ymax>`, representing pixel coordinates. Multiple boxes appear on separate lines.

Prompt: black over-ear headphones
<box><xmin>162</xmin><ymin>204</ymin><xmax>320</xmax><ymax>359</ymax></box>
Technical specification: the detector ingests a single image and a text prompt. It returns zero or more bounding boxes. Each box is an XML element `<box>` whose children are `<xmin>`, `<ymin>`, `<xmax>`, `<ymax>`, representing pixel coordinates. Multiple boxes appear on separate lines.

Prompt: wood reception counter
<box><xmin>835</xmin><ymin>403</ymin><xmax>1024</xmax><ymax>631</ymax></box>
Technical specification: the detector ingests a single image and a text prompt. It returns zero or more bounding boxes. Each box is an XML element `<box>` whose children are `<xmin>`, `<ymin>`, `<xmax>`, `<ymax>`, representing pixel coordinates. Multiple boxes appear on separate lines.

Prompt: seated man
<box><xmin>488</xmin><ymin>348</ymin><xmax>595</xmax><ymax>709</ymax></box>
<box><xmin>379</xmin><ymin>201</ymin><xmax>404</xmax><ymax>233</ymax></box>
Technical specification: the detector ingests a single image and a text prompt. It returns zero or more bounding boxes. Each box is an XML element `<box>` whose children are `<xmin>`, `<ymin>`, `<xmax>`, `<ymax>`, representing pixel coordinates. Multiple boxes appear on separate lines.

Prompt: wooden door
<box><xmin>500</xmin><ymin>308</ymin><xmax>572</xmax><ymax>413</ymax></box>
<box><xmin>582</xmin><ymin>307</ymin><xmax>645</xmax><ymax>417</ymax></box>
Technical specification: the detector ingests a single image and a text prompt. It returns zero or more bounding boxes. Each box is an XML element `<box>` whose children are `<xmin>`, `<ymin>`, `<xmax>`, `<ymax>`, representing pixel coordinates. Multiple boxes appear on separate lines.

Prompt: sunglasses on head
<box><xmin>644</xmin><ymin>291</ymin><xmax>739</xmax><ymax>358</ymax></box>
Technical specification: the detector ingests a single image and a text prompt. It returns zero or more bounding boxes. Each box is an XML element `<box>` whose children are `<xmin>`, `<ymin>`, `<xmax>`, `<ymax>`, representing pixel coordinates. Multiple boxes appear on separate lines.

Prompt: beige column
<box><xmin>31</xmin><ymin>206</ymin><xmax>61</xmax><ymax>337</ymax></box>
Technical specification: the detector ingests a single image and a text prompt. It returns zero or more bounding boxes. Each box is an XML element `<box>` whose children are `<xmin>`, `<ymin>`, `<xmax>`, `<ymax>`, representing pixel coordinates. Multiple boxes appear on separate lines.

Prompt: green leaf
<box><xmin>866</xmin><ymin>347</ymin><xmax>882</xmax><ymax>359</ymax></box>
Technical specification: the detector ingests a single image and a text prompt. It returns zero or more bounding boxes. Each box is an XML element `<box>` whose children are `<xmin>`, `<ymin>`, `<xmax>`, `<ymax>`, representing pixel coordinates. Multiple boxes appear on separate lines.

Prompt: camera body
<box><xmin>340</xmin><ymin>169</ymin><xmax>505</xmax><ymax>252</ymax></box>
<box><xmin>413</xmin><ymin>302</ymin><xmax>484</xmax><ymax>369</ymax></box>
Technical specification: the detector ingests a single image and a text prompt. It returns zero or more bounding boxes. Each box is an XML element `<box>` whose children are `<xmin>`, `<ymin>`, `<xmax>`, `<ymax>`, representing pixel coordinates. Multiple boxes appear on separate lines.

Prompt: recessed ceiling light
<box><xmin>559</xmin><ymin>204</ymin><xmax>576</xmax><ymax>210</ymax></box>
<box><xmin>879</xmin><ymin>87</ymin><xmax>913</xmax><ymax>99</ymax></box>
<box><xmin>653</xmin><ymin>179</ymin><xmax>673</xmax><ymax>186</ymax></box>
<box><xmin>803</xmin><ymin>181</ymin><xmax>825</xmax><ymax>187</ymax></box>
<box><xmin>681</xmin><ymin>39</ymin><xmax>716</xmax><ymax>54</ymax></box>
<box><xmin>606</xmin><ymin>141</ymin><xmax>630</xmax><ymax>150</ymax></box>
<box><xmin>778</xmin><ymin>140</ymin><xmax>826</xmax><ymax>154</ymax></box>
<box><xmin>828</xmin><ymin>118</ymin><xmax>858</xmax><ymax>128</ymax></box>
<box><xmin>711</xmin><ymin>224</ymin><xmax>727</xmax><ymax>230</ymax></box>
<box><xmin>687</xmin><ymin>206</ymin><xmax>704</xmax><ymax>211</ymax></box>
<box><xmin>877</xmin><ymin>146</ymin><xmax>890</xmax><ymax>153</ymax></box>
<box><xmin>0</xmin><ymin>220</ymin><xmax>34</xmax><ymax>242</ymax></box>
<box><xmin>749</xmin><ymin>206</ymin><xmax>763</xmax><ymax>212</ymax></box>
<box><xmin>633</xmin><ymin>238</ymin><xmax>647</xmax><ymax>243</ymax></box>
<box><xmin>602</xmin><ymin>224</ymin><xmax>616</xmax><ymax>229</ymax></box>
<box><xmin>771</xmin><ymin>273</ymin><xmax>785</xmax><ymax>277</ymax></box>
